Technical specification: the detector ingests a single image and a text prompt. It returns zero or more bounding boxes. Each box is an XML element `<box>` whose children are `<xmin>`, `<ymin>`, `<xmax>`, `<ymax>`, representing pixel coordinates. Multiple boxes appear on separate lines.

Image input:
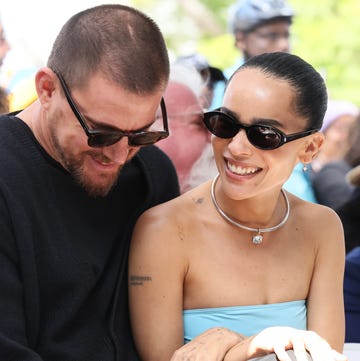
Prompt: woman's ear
<box><xmin>35</xmin><ymin>68</ymin><xmax>57</xmax><ymax>109</ymax></box>
<box><xmin>298</xmin><ymin>132</ymin><xmax>324</xmax><ymax>164</ymax></box>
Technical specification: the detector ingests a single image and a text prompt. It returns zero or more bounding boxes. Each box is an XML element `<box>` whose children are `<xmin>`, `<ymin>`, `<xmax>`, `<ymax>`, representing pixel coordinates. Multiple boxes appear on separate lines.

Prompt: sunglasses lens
<box><xmin>247</xmin><ymin>126</ymin><xmax>282</xmax><ymax>150</ymax></box>
<box><xmin>129</xmin><ymin>132</ymin><xmax>169</xmax><ymax>146</ymax></box>
<box><xmin>204</xmin><ymin>113</ymin><xmax>238</xmax><ymax>138</ymax></box>
<box><xmin>88</xmin><ymin>133</ymin><xmax>122</xmax><ymax>148</ymax></box>
<box><xmin>87</xmin><ymin>131</ymin><xmax>169</xmax><ymax>148</ymax></box>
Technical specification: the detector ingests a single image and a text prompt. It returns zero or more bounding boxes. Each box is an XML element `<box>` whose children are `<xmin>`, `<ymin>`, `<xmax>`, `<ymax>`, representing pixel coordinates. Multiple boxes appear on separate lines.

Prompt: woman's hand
<box><xmin>247</xmin><ymin>327</ymin><xmax>347</xmax><ymax>361</ymax></box>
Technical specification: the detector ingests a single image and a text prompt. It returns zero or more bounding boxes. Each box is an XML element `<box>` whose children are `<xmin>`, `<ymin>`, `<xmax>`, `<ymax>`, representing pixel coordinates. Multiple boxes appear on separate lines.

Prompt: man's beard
<box><xmin>52</xmin><ymin>135</ymin><xmax>122</xmax><ymax>198</ymax></box>
<box><xmin>67</xmin><ymin>155</ymin><xmax>121</xmax><ymax>198</ymax></box>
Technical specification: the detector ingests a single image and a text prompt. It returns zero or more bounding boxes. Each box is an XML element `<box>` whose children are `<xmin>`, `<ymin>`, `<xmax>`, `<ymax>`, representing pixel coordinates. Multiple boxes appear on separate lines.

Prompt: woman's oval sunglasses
<box><xmin>203</xmin><ymin>109</ymin><xmax>318</xmax><ymax>150</ymax></box>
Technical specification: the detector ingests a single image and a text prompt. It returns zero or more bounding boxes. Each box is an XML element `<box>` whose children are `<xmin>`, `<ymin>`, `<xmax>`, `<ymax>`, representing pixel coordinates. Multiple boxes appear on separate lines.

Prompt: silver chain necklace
<box><xmin>210</xmin><ymin>174</ymin><xmax>290</xmax><ymax>245</ymax></box>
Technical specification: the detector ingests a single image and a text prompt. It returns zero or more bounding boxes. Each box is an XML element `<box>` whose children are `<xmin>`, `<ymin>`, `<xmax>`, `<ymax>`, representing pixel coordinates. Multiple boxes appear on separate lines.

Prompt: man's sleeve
<box><xmin>0</xmin><ymin>192</ymin><xmax>43</xmax><ymax>360</ymax></box>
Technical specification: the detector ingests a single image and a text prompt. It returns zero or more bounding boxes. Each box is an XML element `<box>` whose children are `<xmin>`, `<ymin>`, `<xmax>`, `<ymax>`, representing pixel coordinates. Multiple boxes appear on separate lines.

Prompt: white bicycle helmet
<box><xmin>229</xmin><ymin>0</ymin><xmax>294</xmax><ymax>33</ymax></box>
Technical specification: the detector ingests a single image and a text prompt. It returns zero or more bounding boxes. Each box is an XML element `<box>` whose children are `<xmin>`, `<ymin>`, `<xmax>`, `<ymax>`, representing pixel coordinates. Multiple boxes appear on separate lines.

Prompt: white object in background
<box><xmin>343</xmin><ymin>343</ymin><xmax>360</xmax><ymax>361</ymax></box>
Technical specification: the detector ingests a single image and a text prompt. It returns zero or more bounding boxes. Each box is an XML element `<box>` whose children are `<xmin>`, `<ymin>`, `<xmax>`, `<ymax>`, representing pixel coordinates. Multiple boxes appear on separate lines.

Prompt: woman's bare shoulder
<box><xmin>291</xmin><ymin>193</ymin><xmax>340</xmax><ymax>218</ymax></box>
<box><xmin>288</xmin><ymin>192</ymin><xmax>344</xmax><ymax>243</ymax></box>
<box><xmin>132</xmin><ymin>181</ymin><xmax>212</xmax><ymax>246</ymax></box>
<box><xmin>137</xmin><ymin>181</ymin><xmax>211</xmax><ymax>224</ymax></box>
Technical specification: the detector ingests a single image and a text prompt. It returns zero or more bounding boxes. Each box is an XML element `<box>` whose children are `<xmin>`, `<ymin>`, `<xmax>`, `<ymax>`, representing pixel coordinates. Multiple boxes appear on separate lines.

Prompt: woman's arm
<box><xmin>306</xmin><ymin>207</ymin><xmax>346</xmax><ymax>352</ymax></box>
<box><xmin>128</xmin><ymin>205</ymin><xmax>187</xmax><ymax>361</ymax></box>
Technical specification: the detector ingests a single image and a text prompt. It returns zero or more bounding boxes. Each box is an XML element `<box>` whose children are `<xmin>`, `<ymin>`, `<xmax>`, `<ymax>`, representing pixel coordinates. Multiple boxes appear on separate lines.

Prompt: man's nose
<box><xmin>275</xmin><ymin>37</ymin><xmax>290</xmax><ymax>53</ymax></box>
<box><xmin>100</xmin><ymin>136</ymin><xmax>132</xmax><ymax>165</ymax></box>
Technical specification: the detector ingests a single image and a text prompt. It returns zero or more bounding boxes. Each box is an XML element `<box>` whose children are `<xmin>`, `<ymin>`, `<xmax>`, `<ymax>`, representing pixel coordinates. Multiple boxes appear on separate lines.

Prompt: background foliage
<box><xmin>133</xmin><ymin>0</ymin><xmax>360</xmax><ymax>105</ymax></box>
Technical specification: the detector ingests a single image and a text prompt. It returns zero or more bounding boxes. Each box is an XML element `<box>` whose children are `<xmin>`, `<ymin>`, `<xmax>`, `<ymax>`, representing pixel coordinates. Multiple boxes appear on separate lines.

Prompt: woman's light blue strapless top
<box><xmin>183</xmin><ymin>300</ymin><xmax>307</xmax><ymax>342</ymax></box>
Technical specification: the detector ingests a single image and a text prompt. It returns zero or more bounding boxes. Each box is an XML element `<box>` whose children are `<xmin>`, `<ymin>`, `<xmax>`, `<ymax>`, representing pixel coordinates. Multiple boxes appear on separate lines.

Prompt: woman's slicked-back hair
<box><xmin>47</xmin><ymin>4</ymin><xmax>169</xmax><ymax>94</ymax></box>
<box><xmin>233</xmin><ymin>52</ymin><xmax>328</xmax><ymax>130</ymax></box>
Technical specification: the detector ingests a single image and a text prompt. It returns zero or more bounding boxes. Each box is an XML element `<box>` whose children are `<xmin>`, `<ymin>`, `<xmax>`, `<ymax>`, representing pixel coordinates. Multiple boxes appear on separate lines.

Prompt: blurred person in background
<box><xmin>343</xmin><ymin>244</ymin><xmax>360</xmax><ymax>343</ymax></box>
<box><xmin>156</xmin><ymin>63</ymin><xmax>210</xmax><ymax>193</ymax></box>
<box><xmin>0</xmin><ymin>85</ymin><xmax>8</xmax><ymax>113</ymax></box>
<box><xmin>175</xmin><ymin>53</ymin><xmax>226</xmax><ymax>110</ymax></box>
<box><xmin>312</xmin><ymin>100</ymin><xmax>359</xmax><ymax>209</ymax></box>
<box><xmin>342</xmin><ymin>165</ymin><xmax>360</xmax><ymax>342</ymax></box>
<box><xmin>335</xmin><ymin>116</ymin><xmax>360</xmax><ymax>254</ymax></box>
<box><xmin>211</xmin><ymin>0</ymin><xmax>294</xmax><ymax>109</ymax></box>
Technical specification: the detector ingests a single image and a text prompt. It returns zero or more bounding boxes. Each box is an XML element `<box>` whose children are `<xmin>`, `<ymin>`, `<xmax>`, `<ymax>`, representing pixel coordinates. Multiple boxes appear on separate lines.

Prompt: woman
<box><xmin>129</xmin><ymin>52</ymin><xmax>346</xmax><ymax>361</ymax></box>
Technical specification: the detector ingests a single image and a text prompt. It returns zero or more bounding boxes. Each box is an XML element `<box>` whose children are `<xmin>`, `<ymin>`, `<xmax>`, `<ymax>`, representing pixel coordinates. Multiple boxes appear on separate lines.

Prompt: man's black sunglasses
<box><xmin>53</xmin><ymin>69</ymin><xmax>169</xmax><ymax>148</ymax></box>
<box><xmin>203</xmin><ymin>109</ymin><xmax>318</xmax><ymax>150</ymax></box>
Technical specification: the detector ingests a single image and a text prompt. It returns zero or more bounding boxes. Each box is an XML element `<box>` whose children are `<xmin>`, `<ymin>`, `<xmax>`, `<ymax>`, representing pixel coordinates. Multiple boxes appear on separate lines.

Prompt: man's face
<box><xmin>0</xmin><ymin>24</ymin><xmax>10</xmax><ymax>67</ymax></box>
<box><xmin>44</xmin><ymin>70</ymin><xmax>165</xmax><ymax>197</ymax></box>
<box><xmin>235</xmin><ymin>20</ymin><xmax>291</xmax><ymax>61</ymax></box>
<box><xmin>156</xmin><ymin>82</ymin><xmax>210</xmax><ymax>190</ymax></box>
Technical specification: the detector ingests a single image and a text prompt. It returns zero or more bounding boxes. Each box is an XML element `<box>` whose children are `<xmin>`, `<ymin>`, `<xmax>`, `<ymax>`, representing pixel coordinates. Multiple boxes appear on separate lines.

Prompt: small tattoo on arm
<box><xmin>130</xmin><ymin>275</ymin><xmax>152</xmax><ymax>286</ymax></box>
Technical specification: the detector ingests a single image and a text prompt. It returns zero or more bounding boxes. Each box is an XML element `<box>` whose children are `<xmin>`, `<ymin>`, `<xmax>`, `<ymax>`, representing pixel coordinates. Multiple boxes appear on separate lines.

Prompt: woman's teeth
<box><xmin>227</xmin><ymin>162</ymin><xmax>259</xmax><ymax>175</ymax></box>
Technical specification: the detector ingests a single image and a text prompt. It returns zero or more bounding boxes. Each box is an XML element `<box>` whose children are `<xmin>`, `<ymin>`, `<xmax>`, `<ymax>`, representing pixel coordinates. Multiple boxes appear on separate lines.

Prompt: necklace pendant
<box><xmin>210</xmin><ymin>175</ymin><xmax>290</xmax><ymax>246</ymax></box>
<box><xmin>252</xmin><ymin>232</ymin><xmax>263</xmax><ymax>245</ymax></box>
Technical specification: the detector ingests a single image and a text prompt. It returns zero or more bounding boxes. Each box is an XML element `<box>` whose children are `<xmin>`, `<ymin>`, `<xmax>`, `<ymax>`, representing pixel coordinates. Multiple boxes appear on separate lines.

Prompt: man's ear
<box><xmin>298</xmin><ymin>132</ymin><xmax>324</xmax><ymax>164</ymax></box>
<box><xmin>35</xmin><ymin>68</ymin><xmax>57</xmax><ymax>109</ymax></box>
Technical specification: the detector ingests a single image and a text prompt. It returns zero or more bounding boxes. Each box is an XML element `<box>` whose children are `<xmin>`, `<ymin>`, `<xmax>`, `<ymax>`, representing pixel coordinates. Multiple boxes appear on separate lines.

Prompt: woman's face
<box><xmin>212</xmin><ymin>67</ymin><xmax>318</xmax><ymax>200</ymax></box>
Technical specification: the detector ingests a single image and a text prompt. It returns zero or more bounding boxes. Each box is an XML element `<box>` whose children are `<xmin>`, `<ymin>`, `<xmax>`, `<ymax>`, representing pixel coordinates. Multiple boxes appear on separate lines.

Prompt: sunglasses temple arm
<box><xmin>285</xmin><ymin>129</ymin><xmax>318</xmax><ymax>143</ymax></box>
<box><xmin>54</xmin><ymin>70</ymin><xmax>92</xmax><ymax>137</ymax></box>
<box><xmin>160</xmin><ymin>97</ymin><xmax>169</xmax><ymax>133</ymax></box>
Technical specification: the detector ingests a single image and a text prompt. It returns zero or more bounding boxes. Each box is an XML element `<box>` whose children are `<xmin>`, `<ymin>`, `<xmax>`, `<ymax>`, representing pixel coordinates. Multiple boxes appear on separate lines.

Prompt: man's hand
<box><xmin>170</xmin><ymin>327</ymin><xmax>243</xmax><ymax>361</ymax></box>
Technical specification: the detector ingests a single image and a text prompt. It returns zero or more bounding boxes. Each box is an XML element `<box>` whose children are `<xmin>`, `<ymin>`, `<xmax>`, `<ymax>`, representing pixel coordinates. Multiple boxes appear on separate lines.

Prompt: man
<box><xmin>211</xmin><ymin>0</ymin><xmax>294</xmax><ymax>109</ymax></box>
<box><xmin>0</xmin><ymin>5</ymin><xmax>179</xmax><ymax>361</ymax></box>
